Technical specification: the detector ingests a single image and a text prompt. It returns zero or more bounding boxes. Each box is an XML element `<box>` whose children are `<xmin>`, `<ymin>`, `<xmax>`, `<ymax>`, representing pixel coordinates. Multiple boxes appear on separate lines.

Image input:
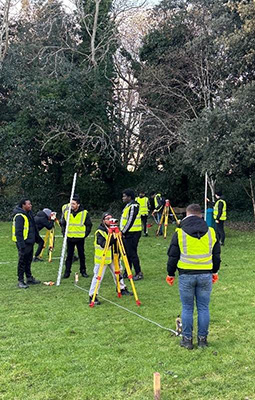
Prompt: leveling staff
<box><xmin>120</xmin><ymin>189</ymin><xmax>143</xmax><ymax>281</ymax></box>
<box><xmin>33</xmin><ymin>208</ymin><xmax>56</xmax><ymax>262</ymax></box>
<box><xmin>61</xmin><ymin>195</ymin><xmax>92</xmax><ymax>279</ymax></box>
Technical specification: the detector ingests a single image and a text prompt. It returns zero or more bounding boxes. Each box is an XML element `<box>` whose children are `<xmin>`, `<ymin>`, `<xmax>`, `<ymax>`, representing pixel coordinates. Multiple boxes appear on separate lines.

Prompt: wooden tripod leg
<box><xmin>116</xmin><ymin>233</ymin><xmax>141</xmax><ymax>306</ymax></box>
<box><xmin>169</xmin><ymin>205</ymin><xmax>179</xmax><ymax>225</ymax></box>
<box><xmin>48</xmin><ymin>228</ymin><xmax>54</xmax><ymax>262</ymax></box>
<box><xmin>90</xmin><ymin>233</ymin><xmax>112</xmax><ymax>308</ymax></box>
<box><xmin>156</xmin><ymin>208</ymin><xmax>165</xmax><ymax>236</ymax></box>
<box><xmin>164</xmin><ymin>207</ymin><xmax>169</xmax><ymax>239</ymax></box>
<box><xmin>40</xmin><ymin>230</ymin><xmax>50</xmax><ymax>258</ymax></box>
<box><xmin>113</xmin><ymin>252</ymin><xmax>121</xmax><ymax>298</ymax></box>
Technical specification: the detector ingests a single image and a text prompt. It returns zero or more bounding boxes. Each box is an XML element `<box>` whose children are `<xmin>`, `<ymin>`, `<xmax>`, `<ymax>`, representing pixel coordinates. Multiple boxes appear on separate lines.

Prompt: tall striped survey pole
<box><xmin>56</xmin><ymin>172</ymin><xmax>77</xmax><ymax>286</ymax></box>
<box><xmin>204</xmin><ymin>171</ymin><xmax>208</xmax><ymax>222</ymax></box>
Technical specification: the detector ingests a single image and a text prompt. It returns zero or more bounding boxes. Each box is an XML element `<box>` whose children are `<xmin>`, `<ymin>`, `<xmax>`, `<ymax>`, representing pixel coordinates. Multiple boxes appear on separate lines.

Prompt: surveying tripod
<box><xmin>89</xmin><ymin>225</ymin><xmax>141</xmax><ymax>308</ymax></box>
<box><xmin>156</xmin><ymin>200</ymin><xmax>179</xmax><ymax>239</ymax></box>
<box><xmin>39</xmin><ymin>220</ymin><xmax>60</xmax><ymax>262</ymax></box>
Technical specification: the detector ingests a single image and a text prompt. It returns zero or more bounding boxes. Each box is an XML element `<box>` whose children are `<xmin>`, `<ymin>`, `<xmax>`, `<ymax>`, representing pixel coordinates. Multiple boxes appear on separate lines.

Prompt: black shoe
<box><xmin>198</xmin><ymin>336</ymin><xmax>208</xmax><ymax>348</ymax></box>
<box><xmin>33</xmin><ymin>257</ymin><xmax>43</xmax><ymax>262</ymax></box>
<box><xmin>26</xmin><ymin>276</ymin><xmax>41</xmax><ymax>285</ymax></box>
<box><xmin>144</xmin><ymin>233</ymin><xmax>148</xmax><ymax>237</ymax></box>
<box><xmin>180</xmin><ymin>336</ymin><xmax>193</xmax><ymax>350</ymax></box>
<box><xmin>17</xmin><ymin>281</ymin><xmax>29</xmax><ymax>289</ymax></box>
<box><xmin>121</xmin><ymin>288</ymin><xmax>133</xmax><ymax>296</ymax></box>
<box><xmin>81</xmin><ymin>272</ymin><xmax>89</xmax><ymax>278</ymax></box>
<box><xmin>123</xmin><ymin>271</ymin><xmax>128</xmax><ymax>279</ymax></box>
<box><xmin>133</xmin><ymin>272</ymin><xmax>144</xmax><ymax>281</ymax></box>
<box><xmin>63</xmin><ymin>273</ymin><xmax>70</xmax><ymax>279</ymax></box>
<box><xmin>89</xmin><ymin>296</ymin><xmax>101</xmax><ymax>305</ymax></box>
<box><xmin>73</xmin><ymin>255</ymin><xmax>79</xmax><ymax>262</ymax></box>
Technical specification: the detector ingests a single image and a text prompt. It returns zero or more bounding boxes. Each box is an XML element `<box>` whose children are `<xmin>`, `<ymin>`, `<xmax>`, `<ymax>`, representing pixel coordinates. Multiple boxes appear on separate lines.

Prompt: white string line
<box><xmin>74</xmin><ymin>283</ymin><xmax>180</xmax><ymax>336</ymax></box>
<box><xmin>0</xmin><ymin>257</ymin><xmax>61</xmax><ymax>264</ymax></box>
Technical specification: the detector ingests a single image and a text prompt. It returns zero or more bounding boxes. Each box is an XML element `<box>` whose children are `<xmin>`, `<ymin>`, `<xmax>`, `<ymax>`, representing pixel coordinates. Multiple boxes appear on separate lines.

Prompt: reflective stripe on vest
<box><xmin>120</xmin><ymin>203</ymin><xmax>142</xmax><ymax>232</ymax></box>
<box><xmin>64</xmin><ymin>209</ymin><xmax>87</xmax><ymax>238</ymax></box>
<box><xmin>135</xmin><ymin>197</ymin><xmax>149</xmax><ymax>216</ymax></box>
<box><xmin>12</xmin><ymin>213</ymin><xmax>29</xmax><ymax>242</ymax></box>
<box><xmin>94</xmin><ymin>229</ymin><xmax>112</xmax><ymax>265</ymax></box>
<box><xmin>213</xmin><ymin>199</ymin><xmax>227</xmax><ymax>221</ymax></box>
<box><xmin>177</xmin><ymin>227</ymin><xmax>216</xmax><ymax>270</ymax></box>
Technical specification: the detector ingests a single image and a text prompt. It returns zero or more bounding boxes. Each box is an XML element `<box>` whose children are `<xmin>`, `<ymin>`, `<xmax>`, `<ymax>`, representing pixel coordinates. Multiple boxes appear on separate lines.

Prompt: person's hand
<box><xmin>166</xmin><ymin>276</ymin><xmax>175</xmax><ymax>286</ymax></box>
<box><xmin>216</xmin><ymin>220</ymin><xmax>219</xmax><ymax>224</ymax></box>
<box><xmin>212</xmin><ymin>273</ymin><xmax>219</xmax><ymax>284</ymax></box>
<box><xmin>50</xmin><ymin>212</ymin><xmax>56</xmax><ymax>221</ymax></box>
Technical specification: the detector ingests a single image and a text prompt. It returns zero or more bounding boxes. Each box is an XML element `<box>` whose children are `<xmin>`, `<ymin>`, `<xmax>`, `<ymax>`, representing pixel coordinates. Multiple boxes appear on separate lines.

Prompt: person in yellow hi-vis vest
<box><xmin>88</xmin><ymin>212</ymin><xmax>132</xmax><ymax>305</ymax></box>
<box><xmin>166</xmin><ymin>204</ymin><xmax>221</xmax><ymax>350</ymax></box>
<box><xmin>213</xmin><ymin>191</ymin><xmax>227</xmax><ymax>246</ymax></box>
<box><xmin>120</xmin><ymin>189</ymin><xmax>143</xmax><ymax>281</ymax></box>
<box><xmin>12</xmin><ymin>198</ymin><xmax>41</xmax><ymax>289</ymax></box>
<box><xmin>135</xmin><ymin>190</ymin><xmax>150</xmax><ymax>237</ymax></box>
<box><xmin>61</xmin><ymin>195</ymin><xmax>92</xmax><ymax>279</ymax></box>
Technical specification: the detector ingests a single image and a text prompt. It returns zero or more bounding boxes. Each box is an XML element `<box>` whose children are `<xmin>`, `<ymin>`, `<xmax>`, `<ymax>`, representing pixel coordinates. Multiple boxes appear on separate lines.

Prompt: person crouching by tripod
<box><xmin>89</xmin><ymin>213</ymin><xmax>132</xmax><ymax>305</ymax></box>
<box><xmin>120</xmin><ymin>189</ymin><xmax>143</xmax><ymax>281</ymax></box>
<box><xmin>61</xmin><ymin>195</ymin><xmax>92</xmax><ymax>279</ymax></box>
<box><xmin>33</xmin><ymin>208</ymin><xmax>56</xmax><ymax>262</ymax></box>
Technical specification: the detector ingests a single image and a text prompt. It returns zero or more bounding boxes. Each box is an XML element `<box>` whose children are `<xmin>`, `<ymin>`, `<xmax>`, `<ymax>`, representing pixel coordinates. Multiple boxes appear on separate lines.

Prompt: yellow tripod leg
<box><xmin>156</xmin><ymin>208</ymin><xmax>165</xmax><ymax>236</ymax></box>
<box><xmin>164</xmin><ymin>207</ymin><xmax>169</xmax><ymax>239</ymax></box>
<box><xmin>39</xmin><ymin>230</ymin><xmax>50</xmax><ymax>258</ymax></box>
<box><xmin>90</xmin><ymin>233</ymin><xmax>112</xmax><ymax>308</ymax></box>
<box><xmin>116</xmin><ymin>233</ymin><xmax>141</xmax><ymax>306</ymax></box>
<box><xmin>169</xmin><ymin>205</ymin><xmax>179</xmax><ymax>225</ymax></box>
<box><xmin>113</xmin><ymin>253</ymin><xmax>121</xmax><ymax>298</ymax></box>
<box><xmin>48</xmin><ymin>228</ymin><xmax>54</xmax><ymax>262</ymax></box>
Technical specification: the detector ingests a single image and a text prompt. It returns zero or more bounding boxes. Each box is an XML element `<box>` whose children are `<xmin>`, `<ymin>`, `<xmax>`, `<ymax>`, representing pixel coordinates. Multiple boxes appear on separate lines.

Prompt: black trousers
<box><xmin>141</xmin><ymin>215</ymin><xmax>148</xmax><ymax>234</ymax></box>
<box><xmin>215</xmin><ymin>220</ymin><xmax>225</xmax><ymax>244</ymax></box>
<box><xmin>16</xmin><ymin>244</ymin><xmax>34</xmax><ymax>281</ymax></box>
<box><xmin>123</xmin><ymin>232</ymin><xmax>141</xmax><ymax>275</ymax></box>
<box><xmin>34</xmin><ymin>236</ymin><xmax>44</xmax><ymax>257</ymax></box>
<box><xmin>65</xmin><ymin>238</ymin><xmax>86</xmax><ymax>274</ymax></box>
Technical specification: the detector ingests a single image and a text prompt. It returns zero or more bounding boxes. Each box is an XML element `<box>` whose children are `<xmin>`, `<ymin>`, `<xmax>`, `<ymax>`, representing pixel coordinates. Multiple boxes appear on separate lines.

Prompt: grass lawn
<box><xmin>0</xmin><ymin>219</ymin><xmax>255</xmax><ymax>400</ymax></box>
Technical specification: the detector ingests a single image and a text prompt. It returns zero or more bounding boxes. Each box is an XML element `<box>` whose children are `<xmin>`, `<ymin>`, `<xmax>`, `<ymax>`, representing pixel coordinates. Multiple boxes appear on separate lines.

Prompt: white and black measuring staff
<box><xmin>56</xmin><ymin>172</ymin><xmax>77</xmax><ymax>286</ymax></box>
<box><xmin>204</xmin><ymin>171</ymin><xmax>208</xmax><ymax>222</ymax></box>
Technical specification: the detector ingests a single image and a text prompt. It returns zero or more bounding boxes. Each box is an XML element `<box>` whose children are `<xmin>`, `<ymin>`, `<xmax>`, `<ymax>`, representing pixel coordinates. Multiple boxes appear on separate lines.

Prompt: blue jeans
<box><xmin>179</xmin><ymin>274</ymin><xmax>212</xmax><ymax>339</ymax></box>
<box><xmin>156</xmin><ymin>212</ymin><xmax>163</xmax><ymax>234</ymax></box>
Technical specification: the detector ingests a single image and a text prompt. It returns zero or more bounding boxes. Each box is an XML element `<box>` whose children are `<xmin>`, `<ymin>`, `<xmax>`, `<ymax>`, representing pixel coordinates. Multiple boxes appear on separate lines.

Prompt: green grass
<box><xmin>1</xmin><ymin>220</ymin><xmax>255</xmax><ymax>400</ymax></box>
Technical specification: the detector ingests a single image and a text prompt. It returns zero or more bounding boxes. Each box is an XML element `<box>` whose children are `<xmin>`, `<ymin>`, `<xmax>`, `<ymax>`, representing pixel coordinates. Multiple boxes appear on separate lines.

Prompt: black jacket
<box><xmin>167</xmin><ymin>215</ymin><xmax>221</xmax><ymax>276</ymax></box>
<box><xmin>34</xmin><ymin>210</ymin><xmax>54</xmax><ymax>231</ymax></box>
<box><xmin>61</xmin><ymin>205</ymin><xmax>92</xmax><ymax>240</ymax></box>
<box><xmin>13</xmin><ymin>206</ymin><xmax>40</xmax><ymax>250</ymax></box>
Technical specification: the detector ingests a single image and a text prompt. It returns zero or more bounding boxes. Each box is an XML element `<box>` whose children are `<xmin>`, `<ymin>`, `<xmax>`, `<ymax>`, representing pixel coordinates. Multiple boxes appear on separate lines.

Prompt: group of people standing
<box><xmin>12</xmin><ymin>189</ymin><xmax>227</xmax><ymax>349</ymax></box>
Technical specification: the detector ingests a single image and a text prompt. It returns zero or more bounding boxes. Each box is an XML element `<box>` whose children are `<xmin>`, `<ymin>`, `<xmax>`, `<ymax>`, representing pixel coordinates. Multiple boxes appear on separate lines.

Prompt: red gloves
<box><xmin>212</xmin><ymin>273</ymin><xmax>219</xmax><ymax>284</ymax></box>
<box><xmin>166</xmin><ymin>276</ymin><xmax>175</xmax><ymax>286</ymax></box>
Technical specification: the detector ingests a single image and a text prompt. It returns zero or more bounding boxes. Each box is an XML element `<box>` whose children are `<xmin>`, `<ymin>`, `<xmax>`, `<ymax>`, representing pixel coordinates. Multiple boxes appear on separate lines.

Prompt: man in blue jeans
<box><xmin>166</xmin><ymin>204</ymin><xmax>221</xmax><ymax>349</ymax></box>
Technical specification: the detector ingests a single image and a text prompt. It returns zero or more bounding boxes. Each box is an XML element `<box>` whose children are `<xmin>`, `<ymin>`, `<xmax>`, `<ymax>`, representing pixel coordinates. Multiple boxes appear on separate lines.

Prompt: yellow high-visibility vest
<box><xmin>135</xmin><ymin>196</ymin><xmax>149</xmax><ymax>216</ymax></box>
<box><xmin>155</xmin><ymin>193</ymin><xmax>163</xmax><ymax>210</ymax></box>
<box><xmin>120</xmin><ymin>203</ymin><xmax>142</xmax><ymax>232</ymax></box>
<box><xmin>64</xmin><ymin>209</ymin><xmax>87</xmax><ymax>238</ymax></box>
<box><xmin>62</xmin><ymin>203</ymin><xmax>70</xmax><ymax>214</ymax></box>
<box><xmin>177</xmin><ymin>227</ymin><xmax>216</xmax><ymax>270</ymax></box>
<box><xmin>213</xmin><ymin>199</ymin><xmax>227</xmax><ymax>221</ymax></box>
<box><xmin>94</xmin><ymin>229</ymin><xmax>112</xmax><ymax>265</ymax></box>
<box><xmin>12</xmin><ymin>213</ymin><xmax>29</xmax><ymax>242</ymax></box>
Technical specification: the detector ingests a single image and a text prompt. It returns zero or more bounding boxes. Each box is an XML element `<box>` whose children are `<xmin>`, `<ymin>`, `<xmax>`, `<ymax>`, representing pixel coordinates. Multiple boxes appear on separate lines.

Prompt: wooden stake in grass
<box><xmin>154</xmin><ymin>372</ymin><xmax>160</xmax><ymax>400</ymax></box>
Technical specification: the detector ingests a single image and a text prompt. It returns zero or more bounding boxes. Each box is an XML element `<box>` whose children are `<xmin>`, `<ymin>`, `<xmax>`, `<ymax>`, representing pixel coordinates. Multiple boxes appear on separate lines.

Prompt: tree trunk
<box><xmin>249</xmin><ymin>176</ymin><xmax>255</xmax><ymax>218</ymax></box>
